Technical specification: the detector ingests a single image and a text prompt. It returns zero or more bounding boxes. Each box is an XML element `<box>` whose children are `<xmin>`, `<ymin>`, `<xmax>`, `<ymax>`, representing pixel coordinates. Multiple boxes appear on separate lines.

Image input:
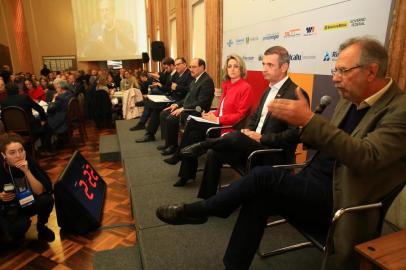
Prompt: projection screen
<box><xmin>71</xmin><ymin>0</ymin><xmax>147</xmax><ymax>61</ymax></box>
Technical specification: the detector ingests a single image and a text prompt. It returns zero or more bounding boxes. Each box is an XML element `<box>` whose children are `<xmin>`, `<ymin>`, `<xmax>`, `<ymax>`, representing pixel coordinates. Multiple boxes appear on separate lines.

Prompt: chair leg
<box><xmin>257</xmin><ymin>218</ymin><xmax>314</xmax><ymax>258</ymax></box>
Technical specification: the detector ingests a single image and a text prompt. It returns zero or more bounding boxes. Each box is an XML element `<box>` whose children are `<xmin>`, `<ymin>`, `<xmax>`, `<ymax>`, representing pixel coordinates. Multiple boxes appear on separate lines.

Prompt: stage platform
<box><xmin>95</xmin><ymin>119</ymin><xmax>324</xmax><ymax>269</ymax></box>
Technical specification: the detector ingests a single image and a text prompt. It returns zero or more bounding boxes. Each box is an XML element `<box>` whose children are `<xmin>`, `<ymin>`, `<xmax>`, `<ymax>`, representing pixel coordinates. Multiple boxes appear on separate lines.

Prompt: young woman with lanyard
<box><xmin>0</xmin><ymin>133</ymin><xmax>54</xmax><ymax>244</ymax></box>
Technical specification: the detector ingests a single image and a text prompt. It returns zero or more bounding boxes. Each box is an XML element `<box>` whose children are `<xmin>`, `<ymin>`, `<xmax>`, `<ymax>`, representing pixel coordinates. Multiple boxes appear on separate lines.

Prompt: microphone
<box><xmin>183</xmin><ymin>106</ymin><xmax>202</xmax><ymax>113</ymax></box>
<box><xmin>314</xmin><ymin>96</ymin><xmax>332</xmax><ymax>114</ymax></box>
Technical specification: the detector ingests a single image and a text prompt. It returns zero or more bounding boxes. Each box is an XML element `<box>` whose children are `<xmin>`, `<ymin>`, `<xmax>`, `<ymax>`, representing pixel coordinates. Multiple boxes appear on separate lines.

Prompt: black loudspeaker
<box><xmin>142</xmin><ymin>52</ymin><xmax>150</xmax><ymax>63</ymax></box>
<box><xmin>54</xmin><ymin>151</ymin><xmax>106</xmax><ymax>234</ymax></box>
<box><xmin>151</xmin><ymin>41</ymin><xmax>165</xmax><ymax>61</ymax></box>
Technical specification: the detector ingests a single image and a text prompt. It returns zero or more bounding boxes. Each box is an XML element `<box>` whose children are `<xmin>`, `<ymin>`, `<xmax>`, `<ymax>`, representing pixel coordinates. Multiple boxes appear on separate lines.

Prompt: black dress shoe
<box><xmin>180</xmin><ymin>142</ymin><xmax>207</xmax><ymax>158</ymax></box>
<box><xmin>173</xmin><ymin>178</ymin><xmax>193</xmax><ymax>187</ymax></box>
<box><xmin>163</xmin><ymin>154</ymin><xmax>180</xmax><ymax>165</ymax></box>
<box><xmin>156</xmin><ymin>203</ymin><xmax>208</xmax><ymax>225</ymax></box>
<box><xmin>161</xmin><ymin>145</ymin><xmax>177</xmax><ymax>156</ymax></box>
<box><xmin>37</xmin><ymin>223</ymin><xmax>55</xmax><ymax>242</ymax></box>
<box><xmin>129</xmin><ymin>122</ymin><xmax>146</xmax><ymax>131</ymax></box>
<box><xmin>135</xmin><ymin>135</ymin><xmax>156</xmax><ymax>143</ymax></box>
<box><xmin>157</xmin><ymin>145</ymin><xmax>167</xmax><ymax>151</ymax></box>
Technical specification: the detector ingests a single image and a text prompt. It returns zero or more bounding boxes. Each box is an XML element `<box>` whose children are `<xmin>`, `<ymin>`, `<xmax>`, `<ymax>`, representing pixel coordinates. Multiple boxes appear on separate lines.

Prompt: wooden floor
<box><xmin>0</xmin><ymin>123</ymin><xmax>136</xmax><ymax>270</ymax></box>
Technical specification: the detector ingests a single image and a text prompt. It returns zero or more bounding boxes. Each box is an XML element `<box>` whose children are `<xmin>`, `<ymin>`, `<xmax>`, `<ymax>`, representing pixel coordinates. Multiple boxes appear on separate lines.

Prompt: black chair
<box><xmin>1</xmin><ymin>106</ymin><xmax>38</xmax><ymax>160</ymax></box>
<box><xmin>257</xmin><ymin>162</ymin><xmax>406</xmax><ymax>270</ymax></box>
<box><xmin>66</xmin><ymin>97</ymin><xmax>87</xmax><ymax>144</ymax></box>
<box><xmin>92</xmin><ymin>90</ymin><xmax>113</xmax><ymax>128</ymax></box>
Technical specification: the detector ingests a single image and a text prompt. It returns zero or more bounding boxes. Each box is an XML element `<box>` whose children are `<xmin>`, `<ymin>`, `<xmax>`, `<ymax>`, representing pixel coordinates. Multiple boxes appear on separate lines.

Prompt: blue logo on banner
<box><xmin>227</xmin><ymin>39</ymin><xmax>233</xmax><ymax>47</ymax></box>
<box><xmin>323</xmin><ymin>52</ymin><xmax>330</xmax><ymax>61</ymax></box>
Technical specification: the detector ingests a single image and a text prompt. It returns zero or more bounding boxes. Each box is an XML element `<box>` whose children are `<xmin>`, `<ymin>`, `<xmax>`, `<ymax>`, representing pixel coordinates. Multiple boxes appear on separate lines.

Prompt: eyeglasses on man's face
<box><xmin>331</xmin><ymin>65</ymin><xmax>363</xmax><ymax>76</ymax></box>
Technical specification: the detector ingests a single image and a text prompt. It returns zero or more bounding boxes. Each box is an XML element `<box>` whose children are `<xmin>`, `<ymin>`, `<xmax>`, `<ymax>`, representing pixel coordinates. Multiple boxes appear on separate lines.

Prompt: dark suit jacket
<box><xmin>0</xmin><ymin>93</ymin><xmax>47</xmax><ymax>126</ymax></box>
<box><xmin>47</xmin><ymin>91</ymin><xmax>74</xmax><ymax>134</ymax></box>
<box><xmin>301</xmin><ymin>81</ymin><xmax>406</xmax><ymax>269</ymax></box>
<box><xmin>167</xmin><ymin>69</ymin><xmax>194</xmax><ymax>102</ymax></box>
<box><xmin>179</xmin><ymin>72</ymin><xmax>215</xmax><ymax>112</ymax></box>
<box><xmin>246</xmin><ymin>78</ymin><xmax>309</xmax><ymax>163</ymax></box>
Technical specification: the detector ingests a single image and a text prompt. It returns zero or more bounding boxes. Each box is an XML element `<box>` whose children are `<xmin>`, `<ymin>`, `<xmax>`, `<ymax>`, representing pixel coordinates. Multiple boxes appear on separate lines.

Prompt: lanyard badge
<box><xmin>9</xmin><ymin>167</ymin><xmax>35</xmax><ymax>208</ymax></box>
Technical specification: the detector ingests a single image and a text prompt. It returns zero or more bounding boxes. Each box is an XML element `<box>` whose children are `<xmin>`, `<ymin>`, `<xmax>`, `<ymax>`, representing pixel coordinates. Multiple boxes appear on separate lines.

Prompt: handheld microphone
<box><xmin>314</xmin><ymin>96</ymin><xmax>332</xmax><ymax>114</ymax></box>
<box><xmin>183</xmin><ymin>106</ymin><xmax>202</xmax><ymax>113</ymax></box>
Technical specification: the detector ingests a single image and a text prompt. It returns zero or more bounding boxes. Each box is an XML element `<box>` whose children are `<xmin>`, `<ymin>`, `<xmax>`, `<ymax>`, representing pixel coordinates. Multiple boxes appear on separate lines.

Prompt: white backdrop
<box><xmin>223</xmin><ymin>0</ymin><xmax>394</xmax><ymax>75</ymax></box>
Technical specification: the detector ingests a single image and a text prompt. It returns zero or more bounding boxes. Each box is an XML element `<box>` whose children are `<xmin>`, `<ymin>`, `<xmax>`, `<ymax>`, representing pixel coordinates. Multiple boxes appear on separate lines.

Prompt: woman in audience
<box><xmin>0</xmin><ymin>133</ymin><xmax>55</xmax><ymax>244</ymax></box>
<box><xmin>39</xmin><ymin>77</ymin><xmax>55</xmax><ymax>103</ymax></box>
<box><xmin>120</xmin><ymin>70</ymin><xmax>139</xmax><ymax>91</ymax></box>
<box><xmin>0</xmin><ymin>78</ymin><xmax>6</xmax><ymax>102</ymax></box>
<box><xmin>23</xmin><ymin>78</ymin><xmax>46</xmax><ymax>102</ymax></box>
<box><xmin>165</xmin><ymin>54</ymin><xmax>254</xmax><ymax>187</ymax></box>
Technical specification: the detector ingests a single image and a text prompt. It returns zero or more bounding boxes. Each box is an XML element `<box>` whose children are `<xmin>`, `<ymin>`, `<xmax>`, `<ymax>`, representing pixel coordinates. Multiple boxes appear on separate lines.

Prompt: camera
<box><xmin>3</xmin><ymin>183</ymin><xmax>15</xmax><ymax>193</ymax></box>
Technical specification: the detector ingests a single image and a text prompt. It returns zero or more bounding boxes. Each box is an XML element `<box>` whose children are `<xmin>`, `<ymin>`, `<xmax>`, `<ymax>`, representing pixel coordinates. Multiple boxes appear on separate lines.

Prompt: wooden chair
<box><xmin>66</xmin><ymin>97</ymin><xmax>87</xmax><ymax>144</ymax></box>
<box><xmin>1</xmin><ymin>106</ymin><xmax>37</xmax><ymax>160</ymax></box>
<box><xmin>257</xmin><ymin>162</ymin><xmax>406</xmax><ymax>270</ymax></box>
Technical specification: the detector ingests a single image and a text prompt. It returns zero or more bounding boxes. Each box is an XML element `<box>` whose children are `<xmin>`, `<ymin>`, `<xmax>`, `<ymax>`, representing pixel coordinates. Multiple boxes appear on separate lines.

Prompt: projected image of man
<box><xmin>83</xmin><ymin>0</ymin><xmax>137</xmax><ymax>58</ymax></box>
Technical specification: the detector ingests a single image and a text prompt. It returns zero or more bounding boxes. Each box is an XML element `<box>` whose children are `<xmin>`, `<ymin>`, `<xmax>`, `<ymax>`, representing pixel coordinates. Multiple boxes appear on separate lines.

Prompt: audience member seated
<box><xmin>156</xmin><ymin>37</ymin><xmax>406</xmax><ymax>270</ymax></box>
<box><xmin>1</xmin><ymin>83</ymin><xmax>52</xmax><ymax>154</ymax></box>
<box><xmin>67</xmin><ymin>73</ymin><xmax>85</xmax><ymax>96</ymax></box>
<box><xmin>120</xmin><ymin>70</ymin><xmax>139</xmax><ymax>91</ymax></box>
<box><xmin>39</xmin><ymin>77</ymin><xmax>56</xmax><ymax>103</ymax></box>
<box><xmin>182</xmin><ymin>46</ymin><xmax>309</xmax><ymax>198</ymax></box>
<box><xmin>134</xmin><ymin>57</ymin><xmax>194</xmax><ymax>142</ymax></box>
<box><xmin>47</xmin><ymin>81</ymin><xmax>74</xmax><ymax>135</ymax></box>
<box><xmin>0</xmin><ymin>133</ymin><xmax>55</xmax><ymax>245</ymax></box>
<box><xmin>0</xmin><ymin>78</ymin><xmax>6</xmax><ymax>102</ymax></box>
<box><xmin>157</xmin><ymin>58</ymin><xmax>215</xmax><ymax>156</ymax></box>
<box><xmin>164</xmin><ymin>54</ymin><xmax>254</xmax><ymax>187</ymax></box>
<box><xmin>23</xmin><ymin>78</ymin><xmax>46</xmax><ymax>102</ymax></box>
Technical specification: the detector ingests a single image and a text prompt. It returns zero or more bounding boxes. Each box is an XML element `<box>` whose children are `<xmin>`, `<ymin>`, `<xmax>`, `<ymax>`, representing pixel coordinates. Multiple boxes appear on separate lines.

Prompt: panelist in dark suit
<box><xmin>129</xmin><ymin>58</ymin><xmax>176</xmax><ymax>131</ymax></box>
<box><xmin>158</xmin><ymin>58</ymin><xmax>215</xmax><ymax>156</ymax></box>
<box><xmin>165</xmin><ymin>54</ymin><xmax>253</xmax><ymax>187</ymax></box>
<box><xmin>156</xmin><ymin>37</ymin><xmax>406</xmax><ymax>270</ymax></box>
<box><xmin>135</xmin><ymin>57</ymin><xmax>194</xmax><ymax>142</ymax></box>
<box><xmin>181</xmin><ymin>46</ymin><xmax>309</xmax><ymax>198</ymax></box>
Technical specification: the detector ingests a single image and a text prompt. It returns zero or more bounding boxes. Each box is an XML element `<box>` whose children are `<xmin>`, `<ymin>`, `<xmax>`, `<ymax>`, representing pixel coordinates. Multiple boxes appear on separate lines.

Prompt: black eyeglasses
<box><xmin>331</xmin><ymin>65</ymin><xmax>363</xmax><ymax>76</ymax></box>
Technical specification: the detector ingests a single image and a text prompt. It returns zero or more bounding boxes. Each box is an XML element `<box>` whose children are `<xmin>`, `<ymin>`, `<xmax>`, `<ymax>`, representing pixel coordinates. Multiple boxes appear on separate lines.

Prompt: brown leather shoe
<box><xmin>156</xmin><ymin>203</ymin><xmax>208</xmax><ymax>225</ymax></box>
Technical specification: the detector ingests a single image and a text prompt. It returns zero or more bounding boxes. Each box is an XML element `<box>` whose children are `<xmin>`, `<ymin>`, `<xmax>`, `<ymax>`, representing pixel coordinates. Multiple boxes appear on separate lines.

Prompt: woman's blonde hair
<box><xmin>222</xmin><ymin>54</ymin><xmax>247</xmax><ymax>81</ymax></box>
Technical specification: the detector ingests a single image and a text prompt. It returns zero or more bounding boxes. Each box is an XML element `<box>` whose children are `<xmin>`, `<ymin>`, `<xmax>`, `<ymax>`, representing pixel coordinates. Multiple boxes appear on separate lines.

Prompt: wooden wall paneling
<box><xmin>176</xmin><ymin>0</ymin><xmax>190</xmax><ymax>62</ymax></box>
<box><xmin>157</xmin><ymin>0</ymin><xmax>169</xmax><ymax>60</ymax></box>
<box><xmin>387</xmin><ymin>0</ymin><xmax>406</xmax><ymax>90</ymax></box>
<box><xmin>205</xmin><ymin>0</ymin><xmax>222</xmax><ymax>88</ymax></box>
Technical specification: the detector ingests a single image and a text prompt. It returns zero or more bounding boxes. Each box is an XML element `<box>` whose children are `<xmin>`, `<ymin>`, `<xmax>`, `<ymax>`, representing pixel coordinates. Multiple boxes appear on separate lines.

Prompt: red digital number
<box><xmin>79</xmin><ymin>180</ymin><xmax>94</xmax><ymax>200</ymax></box>
<box><xmin>84</xmin><ymin>164</ymin><xmax>99</xmax><ymax>188</ymax></box>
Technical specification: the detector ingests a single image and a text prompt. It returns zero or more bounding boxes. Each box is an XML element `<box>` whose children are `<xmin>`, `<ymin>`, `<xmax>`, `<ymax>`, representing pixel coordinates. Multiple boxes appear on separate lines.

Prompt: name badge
<box><xmin>16</xmin><ymin>189</ymin><xmax>35</xmax><ymax>207</ymax></box>
<box><xmin>13</xmin><ymin>176</ymin><xmax>35</xmax><ymax>208</ymax></box>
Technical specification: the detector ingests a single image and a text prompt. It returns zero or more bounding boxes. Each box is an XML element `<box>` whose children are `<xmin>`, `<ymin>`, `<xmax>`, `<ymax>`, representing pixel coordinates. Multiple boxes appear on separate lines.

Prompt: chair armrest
<box><xmin>272</xmin><ymin>163</ymin><xmax>308</xmax><ymax>170</ymax></box>
<box><xmin>206</xmin><ymin>126</ymin><xmax>233</xmax><ymax>138</ymax></box>
<box><xmin>323</xmin><ymin>202</ymin><xmax>382</xmax><ymax>256</ymax></box>
<box><xmin>246</xmin><ymin>149</ymin><xmax>284</xmax><ymax>171</ymax></box>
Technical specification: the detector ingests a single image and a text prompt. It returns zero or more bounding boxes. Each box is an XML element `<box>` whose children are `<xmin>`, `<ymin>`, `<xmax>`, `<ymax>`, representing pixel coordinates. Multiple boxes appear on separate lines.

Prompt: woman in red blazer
<box><xmin>164</xmin><ymin>54</ymin><xmax>253</xmax><ymax>187</ymax></box>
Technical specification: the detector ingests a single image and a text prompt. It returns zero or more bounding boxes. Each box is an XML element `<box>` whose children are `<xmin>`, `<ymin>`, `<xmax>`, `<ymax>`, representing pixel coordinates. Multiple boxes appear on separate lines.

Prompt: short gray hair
<box><xmin>339</xmin><ymin>36</ymin><xmax>388</xmax><ymax>78</ymax></box>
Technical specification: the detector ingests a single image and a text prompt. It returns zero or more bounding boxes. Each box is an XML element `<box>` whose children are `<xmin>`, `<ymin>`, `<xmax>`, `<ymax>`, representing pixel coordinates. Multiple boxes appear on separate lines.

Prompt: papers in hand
<box><xmin>147</xmin><ymin>95</ymin><xmax>174</xmax><ymax>103</ymax></box>
<box><xmin>187</xmin><ymin>115</ymin><xmax>218</xmax><ymax>124</ymax></box>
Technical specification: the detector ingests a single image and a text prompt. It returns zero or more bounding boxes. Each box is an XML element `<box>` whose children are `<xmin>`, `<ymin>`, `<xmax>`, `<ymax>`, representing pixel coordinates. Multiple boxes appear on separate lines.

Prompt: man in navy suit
<box><xmin>136</xmin><ymin>57</ymin><xmax>194</xmax><ymax>142</ymax></box>
<box><xmin>180</xmin><ymin>46</ymin><xmax>308</xmax><ymax>197</ymax></box>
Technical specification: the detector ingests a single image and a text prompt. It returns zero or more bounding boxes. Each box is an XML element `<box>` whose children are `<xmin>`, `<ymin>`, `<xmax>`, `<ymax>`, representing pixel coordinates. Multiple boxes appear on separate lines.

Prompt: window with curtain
<box><xmin>191</xmin><ymin>0</ymin><xmax>205</xmax><ymax>59</ymax></box>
